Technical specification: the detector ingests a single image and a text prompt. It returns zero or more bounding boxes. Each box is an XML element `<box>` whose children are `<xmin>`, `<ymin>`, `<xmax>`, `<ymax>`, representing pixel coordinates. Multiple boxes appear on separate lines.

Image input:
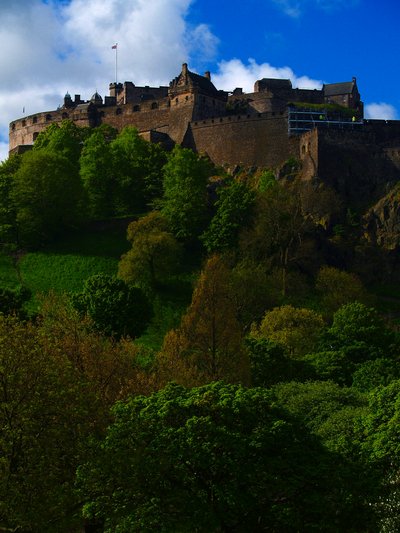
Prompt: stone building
<box><xmin>8</xmin><ymin>63</ymin><xmax>400</xmax><ymax>180</ymax></box>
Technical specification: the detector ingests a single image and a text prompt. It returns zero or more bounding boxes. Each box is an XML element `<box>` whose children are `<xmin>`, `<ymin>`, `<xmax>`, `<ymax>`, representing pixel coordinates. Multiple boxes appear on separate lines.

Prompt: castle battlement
<box><xmin>9</xmin><ymin>63</ymin><xmax>400</xmax><ymax>178</ymax></box>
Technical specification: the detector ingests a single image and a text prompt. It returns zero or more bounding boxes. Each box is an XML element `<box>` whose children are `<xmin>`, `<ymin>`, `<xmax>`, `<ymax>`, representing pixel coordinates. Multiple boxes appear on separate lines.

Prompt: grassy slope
<box><xmin>0</xmin><ymin>223</ymin><xmax>199</xmax><ymax>350</ymax></box>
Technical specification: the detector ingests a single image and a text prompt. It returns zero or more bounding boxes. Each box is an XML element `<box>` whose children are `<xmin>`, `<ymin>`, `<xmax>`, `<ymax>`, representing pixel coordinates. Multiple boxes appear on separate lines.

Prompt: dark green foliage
<box><xmin>111</xmin><ymin>127</ymin><xmax>167</xmax><ymax>215</ymax></box>
<box><xmin>33</xmin><ymin>120</ymin><xmax>88</xmax><ymax>167</ymax></box>
<box><xmin>161</xmin><ymin>145</ymin><xmax>213</xmax><ymax>242</ymax></box>
<box><xmin>0</xmin><ymin>285</ymin><xmax>30</xmax><ymax>318</ymax></box>
<box><xmin>201</xmin><ymin>180</ymin><xmax>255</xmax><ymax>252</ymax></box>
<box><xmin>0</xmin><ymin>315</ymin><xmax>100</xmax><ymax>532</ymax></box>
<box><xmin>11</xmin><ymin>150</ymin><xmax>85</xmax><ymax>247</ymax></box>
<box><xmin>72</xmin><ymin>273</ymin><xmax>152</xmax><ymax>339</ymax></box>
<box><xmin>118</xmin><ymin>211</ymin><xmax>182</xmax><ymax>290</ymax></box>
<box><xmin>326</xmin><ymin>302</ymin><xmax>393</xmax><ymax>353</ymax></box>
<box><xmin>306</xmin><ymin>302</ymin><xmax>399</xmax><ymax>385</ymax></box>
<box><xmin>246</xmin><ymin>336</ymin><xmax>309</xmax><ymax>386</ymax></box>
<box><xmin>352</xmin><ymin>358</ymin><xmax>400</xmax><ymax>392</ymax></box>
<box><xmin>80</xmin><ymin>128</ymin><xmax>116</xmax><ymax>218</ymax></box>
<box><xmin>0</xmin><ymin>155</ymin><xmax>20</xmax><ymax>245</ymax></box>
<box><xmin>78</xmin><ymin>381</ymin><xmax>372</xmax><ymax>532</ymax></box>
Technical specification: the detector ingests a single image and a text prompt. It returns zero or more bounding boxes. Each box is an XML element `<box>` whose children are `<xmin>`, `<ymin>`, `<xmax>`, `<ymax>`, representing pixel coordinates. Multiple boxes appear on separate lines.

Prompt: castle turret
<box><xmin>63</xmin><ymin>92</ymin><xmax>74</xmax><ymax>108</ymax></box>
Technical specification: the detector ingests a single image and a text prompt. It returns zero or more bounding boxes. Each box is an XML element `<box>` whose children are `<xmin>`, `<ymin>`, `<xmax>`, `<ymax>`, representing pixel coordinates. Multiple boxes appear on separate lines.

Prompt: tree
<box><xmin>252</xmin><ymin>304</ymin><xmax>325</xmax><ymax>358</ymax></box>
<box><xmin>245</xmin><ymin>336</ymin><xmax>308</xmax><ymax>387</ymax></box>
<box><xmin>33</xmin><ymin>119</ymin><xmax>87</xmax><ymax>167</ymax></box>
<box><xmin>239</xmin><ymin>183</ymin><xmax>314</xmax><ymax>297</ymax></box>
<box><xmin>77</xmin><ymin>381</ymin><xmax>373</xmax><ymax>532</ymax></box>
<box><xmin>11</xmin><ymin>150</ymin><xmax>85</xmax><ymax>247</ymax></box>
<box><xmin>315</xmin><ymin>265</ymin><xmax>369</xmax><ymax>316</ymax></box>
<box><xmin>72</xmin><ymin>273</ymin><xmax>152</xmax><ymax>339</ymax></box>
<box><xmin>80</xmin><ymin>125</ymin><xmax>117</xmax><ymax>218</ymax></box>
<box><xmin>0</xmin><ymin>154</ymin><xmax>20</xmax><ymax>246</ymax></box>
<box><xmin>322</xmin><ymin>302</ymin><xmax>397</xmax><ymax>363</ymax></box>
<box><xmin>0</xmin><ymin>315</ymin><xmax>100</xmax><ymax>531</ymax></box>
<box><xmin>160</xmin><ymin>255</ymin><xmax>249</xmax><ymax>385</ymax></box>
<box><xmin>0</xmin><ymin>285</ymin><xmax>31</xmax><ymax>318</ymax></box>
<box><xmin>161</xmin><ymin>145</ymin><xmax>213</xmax><ymax>242</ymax></box>
<box><xmin>361</xmin><ymin>381</ymin><xmax>400</xmax><ymax>531</ymax></box>
<box><xmin>201</xmin><ymin>179</ymin><xmax>255</xmax><ymax>252</ymax></box>
<box><xmin>38</xmin><ymin>291</ymin><xmax>159</xmax><ymax>404</ymax></box>
<box><xmin>229</xmin><ymin>259</ymin><xmax>280</xmax><ymax>332</ymax></box>
<box><xmin>118</xmin><ymin>211</ymin><xmax>182</xmax><ymax>290</ymax></box>
<box><xmin>111</xmin><ymin>127</ymin><xmax>167</xmax><ymax>214</ymax></box>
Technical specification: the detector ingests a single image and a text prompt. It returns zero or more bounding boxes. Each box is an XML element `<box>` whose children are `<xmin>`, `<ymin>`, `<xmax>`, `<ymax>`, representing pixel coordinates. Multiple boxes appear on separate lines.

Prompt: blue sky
<box><xmin>0</xmin><ymin>0</ymin><xmax>399</xmax><ymax>161</ymax></box>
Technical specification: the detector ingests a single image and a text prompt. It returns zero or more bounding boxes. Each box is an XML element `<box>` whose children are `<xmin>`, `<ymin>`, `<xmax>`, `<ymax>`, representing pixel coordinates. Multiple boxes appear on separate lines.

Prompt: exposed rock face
<box><xmin>364</xmin><ymin>185</ymin><xmax>400</xmax><ymax>250</ymax></box>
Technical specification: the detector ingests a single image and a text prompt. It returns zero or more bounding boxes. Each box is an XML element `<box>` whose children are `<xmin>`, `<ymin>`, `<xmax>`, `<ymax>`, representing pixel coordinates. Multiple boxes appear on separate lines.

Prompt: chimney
<box><xmin>182</xmin><ymin>63</ymin><xmax>188</xmax><ymax>75</ymax></box>
<box><xmin>204</xmin><ymin>71</ymin><xmax>211</xmax><ymax>81</ymax></box>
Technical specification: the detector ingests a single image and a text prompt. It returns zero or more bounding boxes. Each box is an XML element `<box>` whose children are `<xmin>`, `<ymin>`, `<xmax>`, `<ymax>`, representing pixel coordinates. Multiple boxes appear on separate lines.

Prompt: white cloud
<box><xmin>212</xmin><ymin>58</ymin><xmax>322</xmax><ymax>93</ymax></box>
<box><xmin>365</xmin><ymin>103</ymin><xmax>398</xmax><ymax>120</ymax></box>
<box><xmin>0</xmin><ymin>0</ymin><xmax>218</xmax><ymax>158</ymax></box>
<box><xmin>272</xmin><ymin>0</ymin><xmax>360</xmax><ymax>17</ymax></box>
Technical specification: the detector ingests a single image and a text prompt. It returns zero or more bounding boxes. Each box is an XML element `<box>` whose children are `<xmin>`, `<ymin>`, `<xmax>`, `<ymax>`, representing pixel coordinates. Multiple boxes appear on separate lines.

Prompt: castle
<box><xmin>9</xmin><ymin>63</ymin><xmax>400</xmax><ymax>201</ymax></box>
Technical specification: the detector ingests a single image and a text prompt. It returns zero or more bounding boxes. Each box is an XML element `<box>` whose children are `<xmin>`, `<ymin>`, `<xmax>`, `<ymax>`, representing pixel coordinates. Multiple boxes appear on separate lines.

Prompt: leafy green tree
<box><xmin>322</xmin><ymin>302</ymin><xmax>397</xmax><ymax>362</ymax></box>
<box><xmin>229</xmin><ymin>259</ymin><xmax>279</xmax><ymax>332</ymax></box>
<box><xmin>239</xmin><ymin>184</ymin><xmax>314</xmax><ymax>296</ymax></box>
<box><xmin>315</xmin><ymin>266</ymin><xmax>369</xmax><ymax>317</ymax></box>
<box><xmin>246</xmin><ymin>336</ymin><xmax>309</xmax><ymax>387</ymax></box>
<box><xmin>111</xmin><ymin>127</ymin><xmax>166</xmax><ymax>214</ymax></box>
<box><xmin>33</xmin><ymin>120</ymin><xmax>87</xmax><ymax>167</ymax></box>
<box><xmin>80</xmin><ymin>126</ymin><xmax>117</xmax><ymax>218</ymax></box>
<box><xmin>72</xmin><ymin>273</ymin><xmax>152</xmax><ymax>339</ymax></box>
<box><xmin>253</xmin><ymin>304</ymin><xmax>325</xmax><ymax>358</ymax></box>
<box><xmin>11</xmin><ymin>150</ymin><xmax>85</xmax><ymax>247</ymax></box>
<box><xmin>0</xmin><ymin>154</ymin><xmax>20</xmax><ymax>245</ymax></box>
<box><xmin>0</xmin><ymin>285</ymin><xmax>31</xmax><ymax>318</ymax></box>
<box><xmin>201</xmin><ymin>179</ymin><xmax>255</xmax><ymax>252</ymax></box>
<box><xmin>305</xmin><ymin>303</ymin><xmax>398</xmax><ymax>385</ymax></box>
<box><xmin>352</xmin><ymin>358</ymin><xmax>400</xmax><ymax>392</ymax></box>
<box><xmin>361</xmin><ymin>381</ymin><xmax>400</xmax><ymax>531</ymax></box>
<box><xmin>118</xmin><ymin>211</ymin><xmax>182</xmax><ymax>290</ymax></box>
<box><xmin>0</xmin><ymin>315</ymin><xmax>100</xmax><ymax>532</ymax></box>
<box><xmin>160</xmin><ymin>255</ymin><xmax>249</xmax><ymax>385</ymax></box>
<box><xmin>161</xmin><ymin>145</ymin><xmax>213</xmax><ymax>242</ymax></box>
<box><xmin>78</xmin><ymin>381</ymin><xmax>372</xmax><ymax>532</ymax></box>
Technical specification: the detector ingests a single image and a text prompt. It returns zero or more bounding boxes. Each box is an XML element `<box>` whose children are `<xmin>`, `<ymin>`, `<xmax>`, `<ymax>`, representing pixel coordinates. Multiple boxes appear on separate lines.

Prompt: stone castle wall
<box><xmin>184</xmin><ymin>112</ymin><xmax>296</xmax><ymax>168</ymax></box>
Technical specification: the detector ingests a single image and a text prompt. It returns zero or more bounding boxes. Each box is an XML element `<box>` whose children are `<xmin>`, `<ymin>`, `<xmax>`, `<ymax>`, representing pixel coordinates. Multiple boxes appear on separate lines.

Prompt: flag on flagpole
<box><xmin>112</xmin><ymin>44</ymin><xmax>117</xmax><ymax>49</ymax></box>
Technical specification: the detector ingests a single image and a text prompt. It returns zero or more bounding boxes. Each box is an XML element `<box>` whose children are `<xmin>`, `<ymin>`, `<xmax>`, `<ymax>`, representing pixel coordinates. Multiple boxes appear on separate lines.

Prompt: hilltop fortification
<box><xmin>8</xmin><ymin>63</ymin><xmax>400</xmax><ymax>187</ymax></box>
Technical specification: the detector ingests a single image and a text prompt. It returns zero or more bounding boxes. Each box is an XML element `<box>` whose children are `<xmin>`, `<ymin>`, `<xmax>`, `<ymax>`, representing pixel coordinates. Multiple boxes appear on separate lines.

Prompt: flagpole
<box><xmin>115</xmin><ymin>43</ymin><xmax>118</xmax><ymax>85</ymax></box>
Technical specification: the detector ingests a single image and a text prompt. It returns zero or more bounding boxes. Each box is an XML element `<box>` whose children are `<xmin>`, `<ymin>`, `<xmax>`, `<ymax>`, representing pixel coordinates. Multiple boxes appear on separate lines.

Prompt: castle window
<box><xmin>175</xmin><ymin>98</ymin><xmax>179</xmax><ymax>104</ymax></box>
<box><xmin>151</xmin><ymin>102</ymin><xmax>158</xmax><ymax>109</ymax></box>
<box><xmin>116</xmin><ymin>108</ymin><xmax>122</xmax><ymax>115</ymax></box>
<box><xmin>301</xmin><ymin>145</ymin><xmax>306</xmax><ymax>155</ymax></box>
<box><xmin>32</xmin><ymin>116</ymin><xmax>37</xmax><ymax>124</ymax></box>
<box><xmin>33</xmin><ymin>132</ymin><xmax>39</xmax><ymax>141</ymax></box>
<box><xmin>22</xmin><ymin>120</ymin><xmax>26</xmax><ymax>127</ymax></box>
<box><xmin>62</xmin><ymin>112</ymin><xmax>69</xmax><ymax>119</ymax></box>
<box><xmin>46</xmin><ymin>114</ymin><xmax>52</xmax><ymax>121</ymax></box>
<box><xmin>133</xmin><ymin>105</ymin><xmax>140</xmax><ymax>112</ymax></box>
<box><xmin>11</xmin><ymin>124</ymin><xmax>15</xmax><ymax>131</ymax></box>
<box><xmin>185</xmin><ymin>95</ymin><xmax>189</xmax><ymax>101</ymax></box>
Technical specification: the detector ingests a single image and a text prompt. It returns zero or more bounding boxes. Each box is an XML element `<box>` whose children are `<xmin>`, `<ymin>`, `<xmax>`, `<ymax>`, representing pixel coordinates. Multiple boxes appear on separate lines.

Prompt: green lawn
<box><xmin>0</xmin><ymin>223</ymin><xmax>201</xmax><ymax>350</ymax></box>
<box><xmin>0</xmin><ymin>224</ymin><xmax>130</xmax><ymax>305</ymax></box>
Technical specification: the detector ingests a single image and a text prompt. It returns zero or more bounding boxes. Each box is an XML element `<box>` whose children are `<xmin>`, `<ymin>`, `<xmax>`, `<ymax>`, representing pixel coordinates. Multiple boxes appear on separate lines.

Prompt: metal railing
<box><xmin>288</xmin><ymin>107</ymin><xmax>363</xmax><ymax>135</ymax></box>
